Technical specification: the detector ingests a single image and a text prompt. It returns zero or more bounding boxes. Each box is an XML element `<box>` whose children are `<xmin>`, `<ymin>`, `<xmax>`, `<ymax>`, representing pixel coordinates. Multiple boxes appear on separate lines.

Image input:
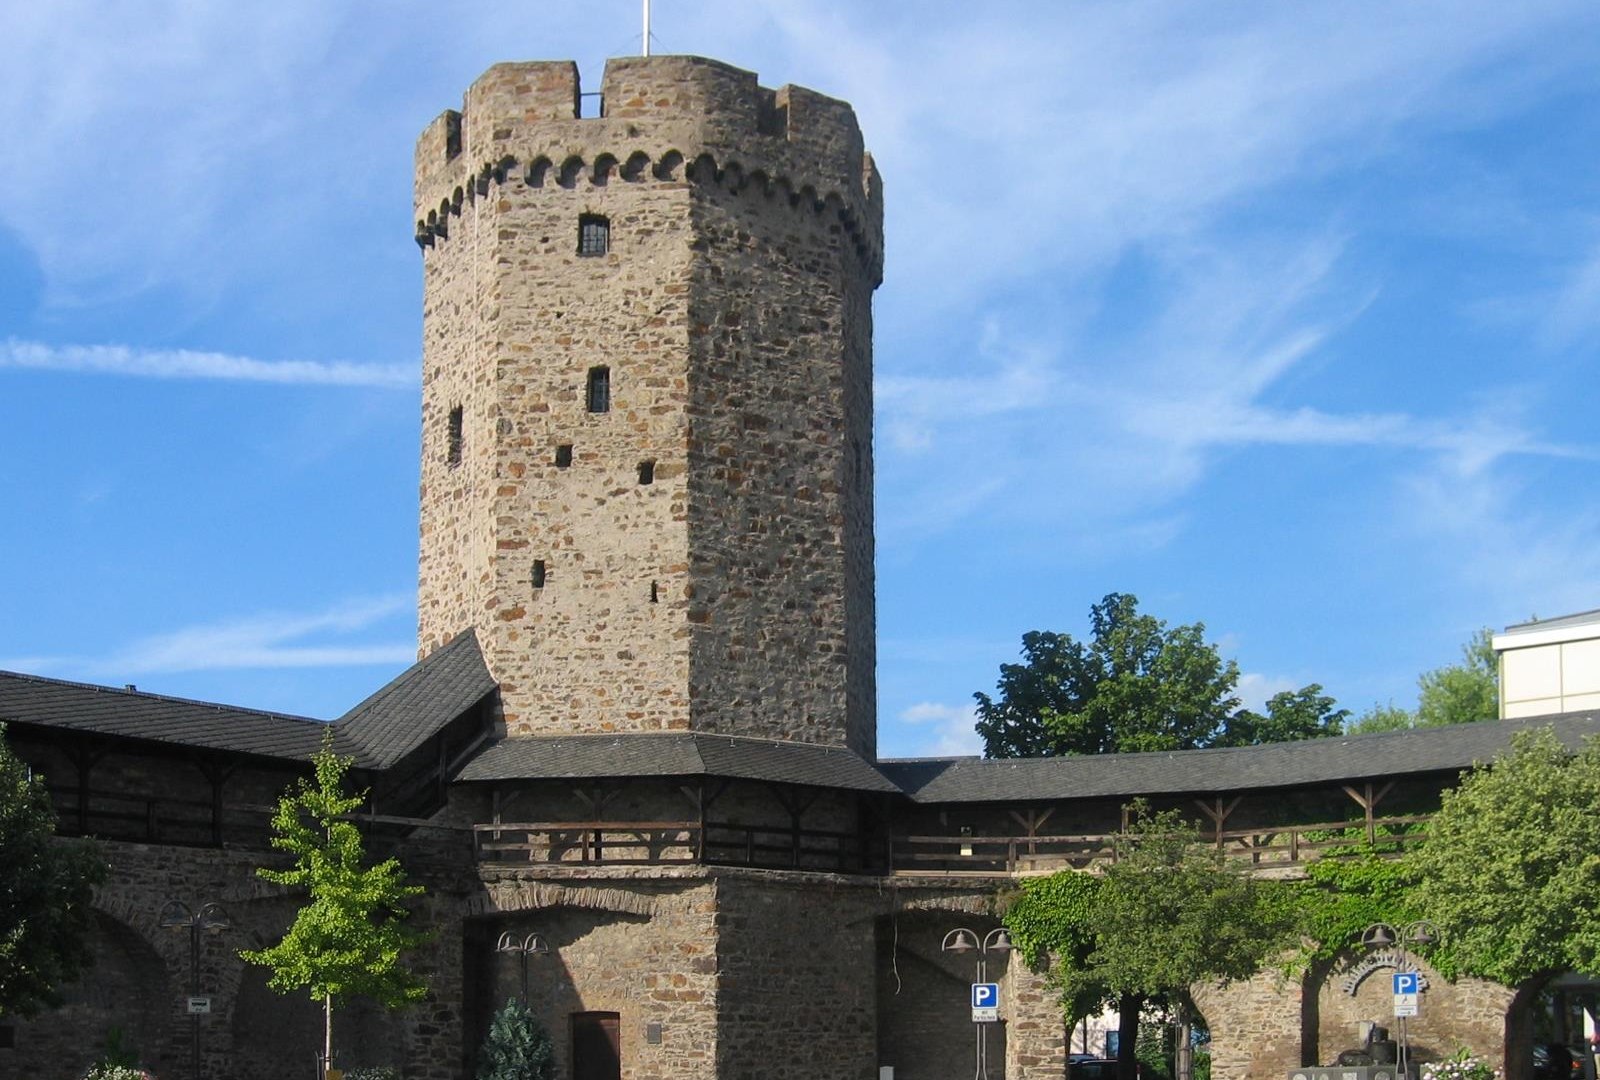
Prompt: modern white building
<box><xmin>1493</xmin><ymin>609</ymin><xmax>1600</xmax><ymax>718</ymax></box>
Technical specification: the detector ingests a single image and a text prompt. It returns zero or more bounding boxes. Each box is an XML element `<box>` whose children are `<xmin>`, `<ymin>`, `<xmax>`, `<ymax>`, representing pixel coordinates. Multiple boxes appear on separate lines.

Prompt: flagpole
<box><xmin>643</xmin><ymin>0</ymin><xmax>652</xmax><ymax>56</ymax></box>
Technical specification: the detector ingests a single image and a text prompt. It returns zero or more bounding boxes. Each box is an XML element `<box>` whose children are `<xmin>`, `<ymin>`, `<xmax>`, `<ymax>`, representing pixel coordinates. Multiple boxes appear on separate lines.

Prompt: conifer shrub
<box><xmin>476</xmin><ymin>998</ymin><xmax>555</xmax><ymax>1080</ymax></box>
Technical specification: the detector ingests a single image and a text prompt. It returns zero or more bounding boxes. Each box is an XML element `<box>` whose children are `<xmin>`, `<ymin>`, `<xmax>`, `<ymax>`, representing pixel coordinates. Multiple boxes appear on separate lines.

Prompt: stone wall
<box><xmin>714</xmin><ymin>873</ymin><xmax>879</xmax><ymax>1079</ymax></box>
<box><xmin>414</xmin><ymin>56</ymin><xmax>881</xmax><ymax>756</ymax></box>
<box><xmin>1194</xmin><ymin>967</ymin><xmax>1308</xmax><ymax>1080</ymax></box>
<box><xmin>1313</xmin><ymin>953</ymin><xmax>1515</xmax><ymax>1074</ymax></box>
<box><xmin>470</xmin><ymin>869</ymin><xmax>722</xmax><ymax>1079</ymax></box>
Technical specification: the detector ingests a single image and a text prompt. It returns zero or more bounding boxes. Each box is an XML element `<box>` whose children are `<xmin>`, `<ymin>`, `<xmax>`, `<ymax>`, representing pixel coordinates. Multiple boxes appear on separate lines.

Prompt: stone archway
<box><xmin>8</xmin><ymin>909</ymin><xmax>175</xmax><ymax>1078</ymax></box>
<box><xmin>1504</xmin><ymin>972</ymin><xmax>1600</xmax><ymax>1080</ymax></box>
<box><xmin>875</xmin><ymin>909</ymin><xmax>1011</xmax><ymax>1080</ymax></box>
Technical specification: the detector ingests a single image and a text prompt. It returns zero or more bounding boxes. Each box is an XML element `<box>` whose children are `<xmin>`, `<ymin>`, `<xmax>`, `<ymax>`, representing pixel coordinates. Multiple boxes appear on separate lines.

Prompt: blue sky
<box><xmin>3</xmin><ymin>1</ymin><xmax>1599</xmax><ymax>758</ymax></box>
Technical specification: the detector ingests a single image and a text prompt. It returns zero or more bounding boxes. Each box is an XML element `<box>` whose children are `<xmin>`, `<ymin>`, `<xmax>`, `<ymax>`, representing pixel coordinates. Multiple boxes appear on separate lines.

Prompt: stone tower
<box><xmin>414</xmin><ymin>56</ymin><xmax>883</xmax><ymax>757</ymax></box>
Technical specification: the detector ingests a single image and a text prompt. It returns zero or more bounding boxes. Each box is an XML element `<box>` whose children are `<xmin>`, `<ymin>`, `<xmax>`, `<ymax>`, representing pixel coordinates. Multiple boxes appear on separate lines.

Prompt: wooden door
<box><xmin>572</xmin><ymin>1011</ymin><xmax>621</xmax><ymax>1080</ymax></box>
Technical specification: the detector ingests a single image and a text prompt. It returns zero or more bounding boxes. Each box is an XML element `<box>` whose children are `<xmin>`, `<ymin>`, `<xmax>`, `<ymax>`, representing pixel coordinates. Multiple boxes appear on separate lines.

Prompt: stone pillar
<box><xmin>1006</xmin><ymin>954</ymin><xmax>1068</xmax><ymax>1080</ymax></box>
<box><xmin>1194</xmin><ymin>969</ymin><xmax>1306</xmax><ymax>1080</ymax></box>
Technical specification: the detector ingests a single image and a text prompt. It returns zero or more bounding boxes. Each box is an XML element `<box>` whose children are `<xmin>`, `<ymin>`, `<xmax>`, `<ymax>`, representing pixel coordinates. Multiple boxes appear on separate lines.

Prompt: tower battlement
<box><xmin>414</xmin><ymin>57</ymin><xmax>882</xmax><ymax>281</ymax></box>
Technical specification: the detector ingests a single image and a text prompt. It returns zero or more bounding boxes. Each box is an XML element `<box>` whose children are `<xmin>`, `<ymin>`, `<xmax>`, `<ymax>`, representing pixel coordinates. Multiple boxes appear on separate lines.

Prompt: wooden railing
<box><xmin>473</xmin><ymin>815</ymin><xmax>1427</xmax><ymax>877</ymax></box>
<box><xmin>474</xmin><ymin>819</ymin><xmax>882</xmax><ymax>874</ymax></box>
<box><xmin>48</xmin><ymin>785</ymin><xmax>227</xmax><ymax>847</ymax></box>
<box><xmin>888</xmin><ymin>815</ymin><xmax>1429</xmax><ymax>877</ymax></box>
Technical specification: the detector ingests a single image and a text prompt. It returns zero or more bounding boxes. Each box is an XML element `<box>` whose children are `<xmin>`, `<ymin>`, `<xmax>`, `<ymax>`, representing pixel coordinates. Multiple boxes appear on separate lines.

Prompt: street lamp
<box><xmin>942</xmin><ymin>926</ymin><xmax>1014</xmax><ymax>1080</ymax></box>
<box><xmin>1359</xmin><ymin>920</ymin><xmax>1439</xmax><ymax>1078</ymax></box>
<box><xmin>496</xmin><ymin>931</ymin><xmax>550</xmax><ymax>1004</ymax></box>
<box><xmin>159</xmin><ymin>899</ymin><xmax>231</xmax><ymax>1080</ymax></box>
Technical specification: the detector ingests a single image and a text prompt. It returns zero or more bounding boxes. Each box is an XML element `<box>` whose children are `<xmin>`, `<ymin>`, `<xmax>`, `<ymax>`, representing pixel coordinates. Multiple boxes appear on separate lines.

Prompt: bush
<box><xmin>82</xmin><ymin>1067</ymin><xmax>154</xmax><ymax>1080</ymax></box>
<box><xmin>345</xmin><ymin>1069</ymin><xmax>401</xmax><ymax>1080</ymax></box>
<box><xmin>1421</xmin><ymin>1048</ymin><xmax>1500</xmax><ymax>1080</ymax></box>
<box><xmin>477</xmin><ymin>998</ymin><xmax>555</xmax><ymax>1080</ymax></box>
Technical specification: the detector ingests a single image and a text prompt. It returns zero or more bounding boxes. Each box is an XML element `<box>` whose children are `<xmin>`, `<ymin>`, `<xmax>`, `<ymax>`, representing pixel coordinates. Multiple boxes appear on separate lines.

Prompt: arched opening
<box><xmin>9</xmin><ymin>911</ymin><xmax>173</xmax><ymax>1078</ymax></box>
<box><xmin>1506</xmin><ymin>973</ymin><xmax>1600</xmax><ymax>1080</ymax></box>
<box><xmin>877</xmin><ymin>911</ymin><xmax>1010</xmax><ymax>1079</ymax></box>
<box><xmin>463</xmin><ymin>905</ymin><xmax>657</xmax><ymax>1079</ymax></box>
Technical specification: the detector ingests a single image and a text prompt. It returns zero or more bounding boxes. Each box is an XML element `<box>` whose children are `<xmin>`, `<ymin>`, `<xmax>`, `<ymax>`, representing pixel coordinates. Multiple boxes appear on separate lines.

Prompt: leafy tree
<box><xmin>1004</xmin><ymin>805</ymin><xmax>1296</xmax><ymax>1080</ymax></box>
<box><xmin>1215</xmin><ymin>685</ymin><xmax>1348</xmax><ymax>748</ymax></box>
<box><xmin>241</xmin><ymin>737</ymin><xmax>428</xmax><ymax>1073</ymax></box>
<box><xmin>1348</xmin><ymin>702</ymin><xmax>1414</xmax><ymax>735</ymax></box>
<box><xmin>1087</xmin><ymin>806</ymin><xmax>1297</xmax><ymax>1080</ymax></box>
<box><xmin>976</xmin><ymin>593</ymin><xmax>1342</xmax><ymax>757</ymax></box>
<box><xmin>477</xmin><ymin>998</ymin><xmax>556</xmax><ymax>1080</ymax></box>
<box><xmin>1416</xmin><ymin>628</ymin><xmax>1498</xmax><ymax>727</ymax></box>
<box><xmin>0</xmin><ymin>723</ymin><xmax>106</xmax><ymax>1018</ymax></box>
<box><xmin>1348</xmin><ymin>629</ymin><xmax>1498</xmax><ymax>734</ymax></box>
<box><xmin>1410</xmin><ymin>727</ymin><xmax>1600</xmax><ymax>986</ymax></box>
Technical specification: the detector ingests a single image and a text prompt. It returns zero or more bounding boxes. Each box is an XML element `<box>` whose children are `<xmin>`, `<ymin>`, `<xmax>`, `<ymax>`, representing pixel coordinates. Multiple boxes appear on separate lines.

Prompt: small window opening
<box><xmin>447</xmin><ymin>405</ymin><xmax>464</xmax><ymax>466</ymax></box>
<box><xmin>650</xmin><ymin>580</ymin><xmax>659</xmax><ymax>604</ymax></box>
<box><xmin>638</xmin><ymin>460</ymin><xmax>655</xmax><ymax>485</ymax></box>
<box><xmin>0</xmin><ymin>1023</ymin><xmax>14</xmax><ymax>1050</ymax></box>
<box><xmin>555</xmin><ymin>444</ymin><xmax>573</xmax><ymax>468</ymax></box>
<box><xmin>532</xmin><ymin>560</ymin><xmax>546</xmax><ymax>589</ymax></box>
<box><xmin>578</xmin><ymin>214</ymin><xmax>610</xmax><ymax>257</ymax></box>
<box><xmin>587</xmin><ymin>366</ymin><xmax>611</xmax><ymax>413</ymax></box>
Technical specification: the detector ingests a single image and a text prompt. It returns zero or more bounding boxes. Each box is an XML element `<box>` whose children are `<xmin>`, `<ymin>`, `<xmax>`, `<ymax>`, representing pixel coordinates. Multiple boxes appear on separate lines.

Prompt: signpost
<box><xmin>1392</xmin><ymin>971</ymin><xmax>1421</xmax><ymax>1075</ymax></box>
<box><xmin>186</xmin><ymin>996</ymin><xmax>212</xmax><ymax>1016</ymax></box>
<box><xmin>971</xmin><ymin>983</ymin><xmax>1000</xmax><ymax>1023</ymax></box>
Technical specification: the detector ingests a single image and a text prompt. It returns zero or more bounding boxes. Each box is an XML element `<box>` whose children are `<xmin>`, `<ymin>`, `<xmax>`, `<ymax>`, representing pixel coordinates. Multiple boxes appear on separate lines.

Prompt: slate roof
<box><xmin>0</xmin><ymin>629</ymin><xmax>494</xmax><ymax>769</ymax></box>
<box><xmin>877</xmin><ymin>710</ymin><xmax>1600</xmax><ymax>803</ymax></box>
<box><xmin>0</xmin><ymin>669</ymin><xmax>331</xmax><ymax>761</ymax></box>
<box><xmin>337</xmin><ymin>630</ymin><xmax>496</xmax><ymax>769</ymax></box>
<box><xmin>457</xmin><ymin>731</ymin><xmax>900</xmax><ymax>792</ymax></box>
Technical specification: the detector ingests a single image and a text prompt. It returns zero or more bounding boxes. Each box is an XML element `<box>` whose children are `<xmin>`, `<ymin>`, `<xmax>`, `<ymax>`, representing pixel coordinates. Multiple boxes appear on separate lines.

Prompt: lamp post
<box><xmin>495</xmin><ymin>931</ymin><xmax>550</xmax><ymax>1004</ymax></box>
<box><xmin>159</xmin><ymin>900</ymin><xmax>231</xmax><ymax>1080</ymax></box>
<box><xmin>1359</xmin><ymin>920</ymin><xmax>1439</xmax><ymax>1078</ymax></box>
<box><xmin>942</xmin><ymin>926</ymin><xmax>1014</xmax><ymax>1080</ymax></box>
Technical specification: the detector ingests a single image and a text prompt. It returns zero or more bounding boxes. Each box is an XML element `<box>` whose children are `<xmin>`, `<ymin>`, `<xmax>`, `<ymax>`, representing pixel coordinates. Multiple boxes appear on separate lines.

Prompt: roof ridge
<box><xmin>0</xmin><ymin>667</ymin><xmax>325</xmax><ymax>725</ymax></box>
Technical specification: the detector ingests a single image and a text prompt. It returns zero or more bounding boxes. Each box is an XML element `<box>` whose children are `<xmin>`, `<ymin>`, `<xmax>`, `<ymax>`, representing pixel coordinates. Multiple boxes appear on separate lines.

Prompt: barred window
<box><xmin>587</xmin><ymin>366</ymin><xmax>611</xmax><ymax>413</ymax></box>
<box><xmin>578</xmin><ymin>214</ymin><xmax>610</xmax><ymax>257</ymax></box>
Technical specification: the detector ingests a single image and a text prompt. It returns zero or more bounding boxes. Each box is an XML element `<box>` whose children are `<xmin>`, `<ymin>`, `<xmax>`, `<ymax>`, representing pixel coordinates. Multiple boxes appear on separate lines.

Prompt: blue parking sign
<box><xmin>972</xmin><ymin>983</ymin><xmax>1000</xmax><ymax>1009</ymax></box>
<box><xmin>1393</xmin><ymin>972</ymin><xmax>1420</xmax><ymax>995</ymax></box>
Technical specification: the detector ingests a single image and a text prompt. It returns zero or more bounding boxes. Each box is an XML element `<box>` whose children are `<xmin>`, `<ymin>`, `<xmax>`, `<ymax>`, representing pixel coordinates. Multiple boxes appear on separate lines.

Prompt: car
<box><xmin>1533</xmin><ymin>1042</ymin><xmax>1584</xmax><ymax>1080</ymax></box>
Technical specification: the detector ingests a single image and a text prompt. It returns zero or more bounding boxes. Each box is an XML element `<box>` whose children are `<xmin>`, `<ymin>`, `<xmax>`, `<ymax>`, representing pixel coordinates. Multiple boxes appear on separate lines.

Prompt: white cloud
<box><xmin>1235</xmin><ymin>672</ymin><xmax>1301</xmax><ymax>714</ymax></box>
<box><xmin>1544</xmin><ymin>232</ymin><xmax>1600</xmax><ymax>348</ymax></box>
<box><xmin>1396</xmin><ymin>457</ymin><xmax>1600</xmax><ymax>622</ymax></box>
<box><xmin>18</xmin><ymin>595</ymin><xmax>416</xmax><ymax>679</ymax></box>
<box><xmin>0</xmin><ymin>339</ymin><xmax>414</xmax><ymax>388</ymax></box>
<box><xmin>876</xmin><ymin>227</ymin><xmax>1596</xmax><ymax>553</ymax></box>
<box><xmin>898</xmin><ymin>701</ymin><xmax>984</xmax><ymax>757</ymax></box>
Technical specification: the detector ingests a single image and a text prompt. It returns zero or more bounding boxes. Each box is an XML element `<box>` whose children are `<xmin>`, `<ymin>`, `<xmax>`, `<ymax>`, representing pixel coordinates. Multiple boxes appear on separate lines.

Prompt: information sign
<box><xmin>186</xmin><ymin>996</ymin><xmax>212</xmax><ymax>1015</ymax></box>
<box><xmin>971</xmin><ymin>982</ymin><xmax>1000</xmax><ymax>1023</ymax></box>
<box><xmin>1393</xmin><ymin>993</ymin><xmax>1419</xmax><ymax>1018</ymax></box>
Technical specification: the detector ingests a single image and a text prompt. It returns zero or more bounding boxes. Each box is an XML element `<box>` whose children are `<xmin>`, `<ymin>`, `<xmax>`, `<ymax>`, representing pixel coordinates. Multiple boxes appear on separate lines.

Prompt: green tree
<box><xmin>1004</xmin><ymin>806</ymin><xmax>1296</xmax><ymax>1080</ymax></box>
<box><xmin>976</xmin><ymin>593</ymin><xmax>1341</xmax><ymax>757</ymax></box>
<box><xmin>1347</xmin><ymin>702</ymin><xmax>1414</xmax><ymax>735</ymax></box>
<box><xmin>477</xmin><ymin>998</ymin><xmax>556</xmax><ymax>1080</ymax></box>
<box><xmin>1087</xmin><ymin>806</ymin><xmax>1297</xmax><ymax>1080</ymax></box>
<box><xmin>1410</xmin><ymin>727</ymin><xmax>1600</xmax><ymax>986</ymax></box>
<box><xmin>0</xmin><ymin>724</ymin><xmax>106</xmax><ymax>1018</ymax></box>
<box><xmin>1416</xmin><ymin>628</ymin><xmax>1498</xmax><ymax>727</ymax></box>
<box><xmin>1215</xmin><ymin>685</ymin><xmax>1348</xmax><ymax>748</ymax></box>
<box><xmin>1348</xmin><ymin>629</ymin><xmax>1499</xmax><ymax>734</ymax></box>
<box><xmin>241</xmin><ymin>737</ymin><xmax>428</xmax><ymax>1073</ymax></box>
